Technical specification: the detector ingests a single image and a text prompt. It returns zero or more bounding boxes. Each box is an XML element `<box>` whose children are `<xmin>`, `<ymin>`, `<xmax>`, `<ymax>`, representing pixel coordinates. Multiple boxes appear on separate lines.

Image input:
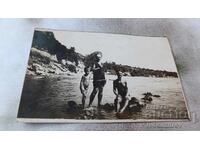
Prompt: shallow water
<box><xmin>18</xmin><ymin>74</ymin><xmax>189</xmax><ymax>120</ymax></box>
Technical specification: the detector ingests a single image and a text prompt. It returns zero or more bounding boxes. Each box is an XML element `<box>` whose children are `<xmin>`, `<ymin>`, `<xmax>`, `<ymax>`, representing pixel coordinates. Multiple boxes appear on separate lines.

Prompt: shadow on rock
<box><xmin>115</xmin><ymin>97</ymin><xmax>146</xmax><ymax>119</ymax></box>
<box><xmin>101</xmin><ymin>103</ymin><xmax>115</xmax><ymax>112</ymax></box>
<box><xmin>128</xmin><ymin>97</ymin><xmax>146</xmax><ymax>112</ymax></box>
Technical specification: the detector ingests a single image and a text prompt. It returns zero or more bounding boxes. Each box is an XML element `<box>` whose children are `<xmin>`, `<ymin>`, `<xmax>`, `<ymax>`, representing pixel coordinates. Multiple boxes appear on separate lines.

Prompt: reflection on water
<box><xmin>18</xmin><ymin>74</ymin><xmax>189</xmax><ymax>120</ymax></box>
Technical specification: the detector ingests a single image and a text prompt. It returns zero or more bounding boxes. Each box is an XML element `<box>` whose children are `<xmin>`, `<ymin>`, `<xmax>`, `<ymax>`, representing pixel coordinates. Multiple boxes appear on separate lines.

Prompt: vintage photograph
<box><xmin>17</xmin><ymin>28</ymin><xmax>190</xmax><ymax>122</ymax></box>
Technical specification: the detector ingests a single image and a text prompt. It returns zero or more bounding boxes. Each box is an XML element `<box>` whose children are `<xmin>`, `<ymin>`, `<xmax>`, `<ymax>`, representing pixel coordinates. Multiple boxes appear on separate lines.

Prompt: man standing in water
<box><xmin>88</xmin><ymin>52</ymin><xmax>106</xmax><ymax>108</ymax></box>
<box><xmin>113</xmin><ymin>71</ymin><xmax>129</xmax><ymax>113</ymax></box>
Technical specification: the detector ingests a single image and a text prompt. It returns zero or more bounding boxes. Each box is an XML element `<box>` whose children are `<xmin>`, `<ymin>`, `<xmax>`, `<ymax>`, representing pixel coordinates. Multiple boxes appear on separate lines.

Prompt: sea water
<box><xmin>19</xmin><ymin>74</ymin><xmax>189</xmax><ymax>120</ymax></box>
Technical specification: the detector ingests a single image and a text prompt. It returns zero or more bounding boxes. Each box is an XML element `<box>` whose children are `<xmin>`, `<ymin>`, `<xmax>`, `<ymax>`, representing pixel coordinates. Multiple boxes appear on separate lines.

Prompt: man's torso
<box><xmin>114</xmin><ymin>79</ymin><xmax>127</xmax><ymax>97</ymax></box>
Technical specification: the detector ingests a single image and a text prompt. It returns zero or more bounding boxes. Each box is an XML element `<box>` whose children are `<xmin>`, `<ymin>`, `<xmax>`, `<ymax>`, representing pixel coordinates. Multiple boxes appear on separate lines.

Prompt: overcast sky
<box><xmin>40</xmin><ymin>29</ymin><xmax>177</xmax><ymax>72</ymax></box>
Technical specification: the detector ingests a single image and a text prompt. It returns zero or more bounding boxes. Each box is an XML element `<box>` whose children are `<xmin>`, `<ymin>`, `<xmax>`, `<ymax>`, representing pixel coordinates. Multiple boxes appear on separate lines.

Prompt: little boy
<box><xmin>80</xmin><ymin>67</ymin><xmax>90</xmax><ymax>109</ymax></box>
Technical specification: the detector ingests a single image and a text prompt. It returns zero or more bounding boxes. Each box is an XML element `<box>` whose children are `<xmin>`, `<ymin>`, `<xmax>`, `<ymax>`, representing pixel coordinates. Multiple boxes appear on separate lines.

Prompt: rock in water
<box><xmin>129</xmin><ymin>97</ymin><xmax>140</xmax><ymax>105</ymax></box>
<box><xmin>67</xmin><ymin>101</ymin><xmax>80</xmax><ymax>113</ymax></box>
<box><xmin>142</xmin><ymin>92</ymin><xmax>153</xmax><ymax>96</ymax></box>
<box><xmin>142</xmin><ymin>96</ymin><xmax>153</xmax><ymax>102</ymax></box>
<box><xmin>102</xmin><ymin>103</ymin><xmax>115</xmax><ymax>112</ymax></box>
<box><xmin>127</xmin><ymin>97</ymin><xmax>145</xmax><ymax>112</ymax></box>
<box><xmin>81</xmin><ymin>107</ymin><xmax>98</xmax><ymax>119</ymax></box>
<box><xmin>142</xmin><ymin>92</ymin><xmax>153</xmax><ymax>102</ymax></box>
<box><xmin>153</xmin><ymin>94</ymin><xmax>161</xmax><ymax>98</ymax></box>
<box><xmin>138</xmin><ymin>101</ymin><xmax>146</xmax><ymax>107</ymax></box>
<box><xmin>142</xmin><ymin>92</ymin><xmax>161</xmax><ymax>99</ymax></box>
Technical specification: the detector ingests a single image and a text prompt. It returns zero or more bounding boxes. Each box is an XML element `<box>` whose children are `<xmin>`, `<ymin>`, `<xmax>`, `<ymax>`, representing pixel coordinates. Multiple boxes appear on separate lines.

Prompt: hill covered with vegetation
<box><xmin>27</xmin><ymin>30</ymin><xmax>178</xmax><ymax>78</ymax></box>
<box><xmin>103</xmin><ymin>62</ymin><xmax>178</xmax><ymax>78</ymax></box>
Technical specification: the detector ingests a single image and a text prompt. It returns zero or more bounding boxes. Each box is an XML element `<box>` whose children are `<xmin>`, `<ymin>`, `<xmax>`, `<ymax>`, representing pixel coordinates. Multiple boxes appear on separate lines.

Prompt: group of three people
<box><xmin>80</xmin><ymin>53</ymin><xmax>129</xmax><ymax>113</ymax></box>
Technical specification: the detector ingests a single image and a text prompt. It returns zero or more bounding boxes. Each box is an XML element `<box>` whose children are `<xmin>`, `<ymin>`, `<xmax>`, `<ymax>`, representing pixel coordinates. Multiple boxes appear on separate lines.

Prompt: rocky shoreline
<box><xmin>27</xmin><ymin>48</ymin><xmax>83</xmax><ymax>77</ymax></box>
<box><xmin>65</xmin><ymin>92</ymin><xmax>160</xmax><ymax>119</ymax></box>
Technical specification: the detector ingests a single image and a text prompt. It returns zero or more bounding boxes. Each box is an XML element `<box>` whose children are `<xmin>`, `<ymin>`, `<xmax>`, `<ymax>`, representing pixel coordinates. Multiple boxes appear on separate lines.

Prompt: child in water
<box><xmin>80</xmin><ymin>67</ymin><xmax>90</xmax><ymax>109</ymax></box>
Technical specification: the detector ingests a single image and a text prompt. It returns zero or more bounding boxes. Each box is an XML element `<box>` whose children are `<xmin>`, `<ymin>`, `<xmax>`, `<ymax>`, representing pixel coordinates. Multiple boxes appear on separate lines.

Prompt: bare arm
<box><xmin>124</xmin><ymin>81</ymin><xmax>128</xmax><ymax>96</ymax></box>
<box><xmin>91</xmin><ymin>63</ymin><xmax>101</xmax><ymax>71</ymax></box>
<box><xmin>80</xmin><ymin>76</ymin><xmax>84</xmax><ymax>93</ymax></box>
<box><xmin>113</xmin><ymin>81</ymin><xmax>118</xmax><ymax>96</ymax></box>
<box><xmin>92</xmin><ymin>67</ymin><xmax>101</xmax><ymax>71</ymax></box>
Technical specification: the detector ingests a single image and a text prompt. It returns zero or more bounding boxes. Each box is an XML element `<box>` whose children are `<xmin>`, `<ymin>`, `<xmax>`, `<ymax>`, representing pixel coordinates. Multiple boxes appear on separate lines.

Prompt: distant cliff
<box><xmin>32</xmin><ymin>30</ymin><xmax>84</xmax><ymax>65</ymax></box>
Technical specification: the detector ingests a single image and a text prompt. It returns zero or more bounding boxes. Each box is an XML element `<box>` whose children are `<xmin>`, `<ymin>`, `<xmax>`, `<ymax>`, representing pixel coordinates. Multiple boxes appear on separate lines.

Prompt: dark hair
<box><xmin>115</xmin><ymin>69</ymin><xmax>123</xmax><ymax>76</ymax></box>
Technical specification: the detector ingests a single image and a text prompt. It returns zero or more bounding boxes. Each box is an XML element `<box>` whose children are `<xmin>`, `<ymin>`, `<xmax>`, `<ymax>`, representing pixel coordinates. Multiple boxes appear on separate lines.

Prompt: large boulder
<box><xmin>78</xmin><ymin>107</ymin><xmax>98</xmax><ymax>119</ymax></box>
<box><xmin>127</xmin><ymin>97</ymin><xmax>145</xmax><ymax>112</ymax></box>
<box><xmin>67</xmin><ymin>101</ymin><xmax>80</xmax><ymax>114</ymax></box>
<box><xmin>32</xmin><ymin>63</ymin><xmax>46</xmax><ymax>75</ymax></box>
<box><xmin>102</xmin><ymin>103</ymin><xmax>115</xmax><ymax>112</ymax></box>
<box><xmin>142</xmin><ymin>92</ymin><xmax>153</xmax><ymax>102</ymax></box>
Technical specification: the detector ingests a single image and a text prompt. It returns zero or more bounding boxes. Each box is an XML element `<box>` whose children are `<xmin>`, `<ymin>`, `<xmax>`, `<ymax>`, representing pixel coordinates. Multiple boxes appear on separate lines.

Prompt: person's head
<box><xmin>84</xmin><ymin>67</ymin><xmax>90</xmax><ymax>76</ymax></box>
<box><xmin>95</xmin><ymin>52</ymin><xmax>102</xmax><ymax>62</ymax></box>
<box><xmin>116</xmin><ymin>71</ymin><xmax>123</xmax><ymax>79</ymax></box>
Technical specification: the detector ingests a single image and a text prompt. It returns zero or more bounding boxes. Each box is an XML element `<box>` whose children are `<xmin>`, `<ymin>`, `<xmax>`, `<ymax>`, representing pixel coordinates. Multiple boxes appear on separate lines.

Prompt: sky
<box><xmin>43</xmin><ymin>29</ymin><xmax>177</xmax><ymax>72</ymax></box>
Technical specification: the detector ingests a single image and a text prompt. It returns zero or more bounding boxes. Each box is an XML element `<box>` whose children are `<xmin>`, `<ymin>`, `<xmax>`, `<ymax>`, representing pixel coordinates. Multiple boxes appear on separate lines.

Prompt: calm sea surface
<box><xmin>18</xmin><ymin>74</ymin><xmax>189</xmax><ymax>120</ymax></box>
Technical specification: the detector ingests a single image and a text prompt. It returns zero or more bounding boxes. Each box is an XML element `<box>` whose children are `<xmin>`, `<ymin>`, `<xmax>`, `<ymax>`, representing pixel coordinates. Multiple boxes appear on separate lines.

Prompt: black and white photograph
<box><xmin>17</xmin><ymin>28</ymin><xmax>190</xmax><ymax>122</ymax></box>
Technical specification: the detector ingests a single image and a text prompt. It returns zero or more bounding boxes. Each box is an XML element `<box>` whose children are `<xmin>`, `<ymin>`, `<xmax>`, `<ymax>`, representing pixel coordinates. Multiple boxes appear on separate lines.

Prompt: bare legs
<box><xmin>81</xmin><ymin>94</ymin><xmax>86</xmax><ymax>109</ymax></box>
<box><xmin>98</xmin><ymin>87</ymin><xmax>103</xmax><ymax>107</ymax></box>
<box><xmin>115</xmin><ymin>96</ymin><xmax>128</xmax><ymax>113</ymax></box>
<box><xmin>114</xmin><ymin>98</ymin><xmax>120</xmax><ymax>112</ymax></box>
<box><xmin>119</xmin><ymin>97</ymin><xmax>128</xmax><ymax>113</ymax></box>
<box><xmin>89</xmin><ymin>88</ymin><xmax>98</xmax><ymax>107</ymax></box>
<box><xmin>88</xmin><ymin>87</ymin><xmax>104</xmax><ymax>107</ymax></box>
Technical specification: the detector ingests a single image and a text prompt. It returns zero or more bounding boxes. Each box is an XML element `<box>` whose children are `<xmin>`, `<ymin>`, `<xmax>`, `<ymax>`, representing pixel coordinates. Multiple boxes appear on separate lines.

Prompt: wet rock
<box><xmin>129</xmin><ymin>97</ymin><xmax>140</xmax><ymax>105</ymax></box>
<box><xmin>142</xmin><ymin>92</ymin><xmax>161</xmax><ymax>98</ymax></box>
<box><xmin>102</xmin><ymin>103</ymin><xmax>115</xmax><ymax>112</ymax></box>
<box><xmin>127</xmin><ymin>97</ymin><xmax>144</xmax><ymax>112</ymax></box>
<box><xmin>78</xmin><ymin>107</ymin><xmax>98</xmax><ymax>119</ymax></box>
<box><xmin>142</xmin><ymin>96</ymin><xmax>153</xmax><ymax>102</ymax></box>
<box><xmin>138</xmin><ymin>101</ymin><xmax>146</xmax><ymax>107</ymax></box>
<box><xmin>153</xmin><ymin>94</ymin><xmax>161</xmax><ymax>98</ymax></box>
<box><xmin>128</xmin><ymin>104</ymin><xmax>142</xmax><ymax>112</ymax></box>
<box><xmin>142</xmin><ymin>92</ymin><xmax>153</xmax><ymax>96</ymax></box>
<box><xmin>142</xmin><ymin>92</ymin><xmax>153</xmax><ymax>102</ymax></box>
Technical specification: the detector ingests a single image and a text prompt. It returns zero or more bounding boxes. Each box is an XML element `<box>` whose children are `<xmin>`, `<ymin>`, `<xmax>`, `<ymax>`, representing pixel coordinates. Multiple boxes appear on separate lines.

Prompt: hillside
<box><xmin>103</xmin><ymin>62</ymin><xmax>178</xmax><ymax>78</ymax></box>
<box><xmin>27</xmin><ymin>30</ymin><xmax>178</xmax><ymax>78</ymax></box>
<box><xmin>32</xmin><ymin>30</ymin><xmax>84</xmax><ymax>65</ymax></box>
<box><xmin>27</xmin><ymin>30</ymin><xmax>84</xmax><ymax>76</ymax></box>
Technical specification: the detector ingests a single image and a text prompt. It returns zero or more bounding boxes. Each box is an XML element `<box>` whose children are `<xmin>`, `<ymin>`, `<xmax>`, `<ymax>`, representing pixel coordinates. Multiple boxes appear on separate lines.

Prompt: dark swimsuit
<box><xmin>93</xmin><ymin>63</ymin><xmax>106</xmax><ymax>88</ymax></box>
<box><xmin>114</xmin><ymin>79</ymin><xmax>127</xmax><ymax>97</ymax></box>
